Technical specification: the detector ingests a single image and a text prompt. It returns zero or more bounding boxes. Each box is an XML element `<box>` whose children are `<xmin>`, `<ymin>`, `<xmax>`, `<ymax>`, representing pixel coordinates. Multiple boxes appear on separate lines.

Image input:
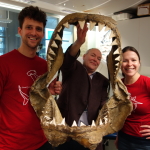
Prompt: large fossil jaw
<box><xmin>30</xmin><ymin>13</ymin><xmax>133</xmax><ymax>150</ymax></box>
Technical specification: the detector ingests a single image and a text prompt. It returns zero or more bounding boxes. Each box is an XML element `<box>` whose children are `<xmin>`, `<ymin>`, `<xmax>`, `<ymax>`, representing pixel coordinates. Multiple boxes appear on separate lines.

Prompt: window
<box><xmin>0</xmin><ymin>27</ymin><xmax>6</xmax><ymax>55</ymax></box>
<box><xmin>37</xmin><ymin>17</ymin><xmax>73</xmax><ymax>59</ymax></box>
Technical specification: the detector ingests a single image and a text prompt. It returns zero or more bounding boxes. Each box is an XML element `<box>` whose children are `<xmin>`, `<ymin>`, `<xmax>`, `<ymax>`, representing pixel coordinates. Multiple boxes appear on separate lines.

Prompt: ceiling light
<box><xmin>0</xmin><ymin>2</ymin><xmax>23</xmax><ymax>11</ymax></box>
<box><xmin>61</xmin><ymin>9</ymin><xmax>77</xmax><ymax>14</ymax></box>
<box><xmin>56</xmin><ymin>0</ymin><xmax>69</xmax><ymax>5</ymax></box>
<box><xmin>0</xmin><ymin>18</ymin><xmax>12</xmax><ymax>23</ymax></box>
<box><xmin>12</xmin><ymin>0</ymin><xmax>35</xmax><ymax>4</ymax></box>
<box><xmin>0</xmin><ymin>11</ymin><xmax>12</xmax><ymax>24</ymax></box>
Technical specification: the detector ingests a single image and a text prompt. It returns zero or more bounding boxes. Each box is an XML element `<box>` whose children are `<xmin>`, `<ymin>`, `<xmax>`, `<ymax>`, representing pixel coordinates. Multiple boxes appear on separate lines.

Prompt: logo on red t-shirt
<box><xmin>129</xmin><ymin>93</ymin><xmax>143</xmax><ymax>111</ymax></box>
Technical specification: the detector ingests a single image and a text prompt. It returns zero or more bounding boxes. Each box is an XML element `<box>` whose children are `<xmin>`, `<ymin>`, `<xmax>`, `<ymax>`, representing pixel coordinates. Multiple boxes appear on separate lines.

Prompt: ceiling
<box><xmin>1</xmin><ymin>0</ymin><xmax>150</xmax><ymax>17</ymax></box>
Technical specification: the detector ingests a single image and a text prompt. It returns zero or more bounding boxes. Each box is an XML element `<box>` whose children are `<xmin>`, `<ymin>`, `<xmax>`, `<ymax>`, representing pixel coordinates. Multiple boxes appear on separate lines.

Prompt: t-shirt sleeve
<box><xmin>145</xmin><ymin>76</ymin><xmax>150</xmax><ymax>93</ymax></box>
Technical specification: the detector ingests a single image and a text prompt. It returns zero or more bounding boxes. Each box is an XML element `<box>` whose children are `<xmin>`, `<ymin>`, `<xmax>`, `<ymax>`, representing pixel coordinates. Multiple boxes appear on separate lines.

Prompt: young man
<box><xmin>0</xmin><ymin>6</ymin><xmax>61</xmax><ymax>150</ymax></box>
<box><xmin>56</xmin><ymin>24</ymin><xmax>109</xmax><ymax>150</ymax></box>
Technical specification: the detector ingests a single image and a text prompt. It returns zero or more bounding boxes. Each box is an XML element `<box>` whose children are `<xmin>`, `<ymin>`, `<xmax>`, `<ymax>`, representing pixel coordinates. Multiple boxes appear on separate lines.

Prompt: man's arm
<box><xmin>69</xmin><ymin>23</ymin><xmax>88</xmax><ymax>57</ymax></box>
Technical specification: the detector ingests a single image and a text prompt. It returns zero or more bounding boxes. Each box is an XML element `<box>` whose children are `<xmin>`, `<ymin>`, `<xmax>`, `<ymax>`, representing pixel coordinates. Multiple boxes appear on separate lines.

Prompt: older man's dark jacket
<box><xmin>57</xmin><ymin>49</ymin><xmax>109</xmax><ymax>150</ymax></box>
<box><xmin>57</xmin><ymin>48</ymin><xmax>109</xmax><ymax>124</ymax></box>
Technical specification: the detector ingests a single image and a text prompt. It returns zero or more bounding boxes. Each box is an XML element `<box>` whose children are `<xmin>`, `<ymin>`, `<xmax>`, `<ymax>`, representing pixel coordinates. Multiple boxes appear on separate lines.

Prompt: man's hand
<box><xmin>76</xmin><ymin>23</ymin><xmax>88</xmax><ymax>46</ymax></box>
<box><xmin>69</xmin><ymin>23</ymin><xmax>88</xmax><ymax>57</ymax></box>
<box><xmin>48</xmin><ymin>78</ymin><xmax>62</xmax><ymax>95</ymax></box>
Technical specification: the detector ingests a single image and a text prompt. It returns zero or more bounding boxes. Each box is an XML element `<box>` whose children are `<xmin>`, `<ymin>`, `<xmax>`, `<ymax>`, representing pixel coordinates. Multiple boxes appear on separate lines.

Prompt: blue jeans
<box><xmin>118</xmin><ymin>131</ymin><xmax>150</xmax><ymax>150</ymax></box>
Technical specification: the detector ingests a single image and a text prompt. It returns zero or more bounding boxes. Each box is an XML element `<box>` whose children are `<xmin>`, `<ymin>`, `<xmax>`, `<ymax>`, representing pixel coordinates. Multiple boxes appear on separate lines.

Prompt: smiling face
<box><xmin>83</xmin><ymin>48</ymin><xmax>102</xmax><ymax>75</ymax></box>
<box><xmin>18</xmin><ymin>17</ymin><xmax>44</xmax><ymax>51</ymax></box>
<box><xmin>121</xmin><ymin>50</ymin><xmax>140</xmax><ymax>78</ymax></box>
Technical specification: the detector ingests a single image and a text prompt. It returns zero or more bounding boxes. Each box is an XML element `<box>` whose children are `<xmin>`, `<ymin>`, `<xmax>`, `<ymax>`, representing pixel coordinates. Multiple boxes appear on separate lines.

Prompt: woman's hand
<box><xmin>140</xmin><ymin>125</ymin><xmax>150</xmax><ymax>139</ymax></box>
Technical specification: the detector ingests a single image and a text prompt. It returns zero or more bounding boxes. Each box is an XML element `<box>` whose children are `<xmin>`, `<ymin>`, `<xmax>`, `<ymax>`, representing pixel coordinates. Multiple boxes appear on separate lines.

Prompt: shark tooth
<box><xmin>105</xmin><ymin>26</ymin><xmax>110</xmax><ymax>31</ymax></box>
<box><xmin>98</xmin><ymin>22</ymin><xmax>105</xmax><ymax>32</ymax></box>
<box><xmin>89</xmin><ymin>21</ymin><xmax>96</xmax><ymax>31</ymax></box>
<box><xmin>48</xmin><ymin>48</ymin><xmax>56</xmax><ymax>56</ymax></box>
<box><xmin>49</xmin><ymin>56</ymin><xmax>54</xmax><ymax>60</ymax></box>
<box><xmin>109</xmin><ymin>30</ymin><xmax>116</xmax><ymax>39</ymax></box>
<box><xmin>111</xmin><ymin>39</ymin><xmax>118</xmax><ymax>45</ymax></box>
<box><xmin>115</xmin><ymin>62</ymin><xmax>119</xmax><ymax>67</ymax></box>
<box><xmin>57</xmin><ymin>26</ymin><xmax>62</xmax><ymax>32</ymax></box>
<box><xmin>47</xmin><ymin>55</ymin><xmax>51</xmax><ymax>60</ymax></box>
<box><xmin>113</xmin><ymin>48</ymin><xmax>120</xmax><ymax>55</ymax></box>
<box><xmin>104</xmin><ymin>116</ymin><xmax>108</xmax><ymax>124</ymax></box>
<box><xmin>49</xmin><ymin>120</ymin><xmax>53</xmax><ymax>124</ymax></box>
<box><xmin>47</xmin><ymin>60</ymin><xmax>51</xmax><ymax>66</ymax></box>
<box><xmin>55</xmin><ymin>34</ymin><xmax>62</xmax><ymax>41</ymax></box>
<box><xmin>78</xmin><ymin>20</ymin><xmax>85</xmax><ymax>29</ymax></box>
<box><xmin>91</xmin><ymin>120</ymin><xmax>96</xmax><ymax>127</ymax></box>
<box><xmin>115</xmin><ymin>66</ymin><xmax>119</xmax><ymax>70</ymax></box>
<box><xmin>115</xmin><ymin>55</ymin><xmax>120</xmax><ymax>61</ymax></box>
<box><xmin>80</xmin><ymin>122</ymin><xmax>86</xmax><ymax>126</ymax></box>
<box><xmin>100</xmin><ymin>119</ymin><xmax>103</xmax><ymax>125</ymax></box>
<box><xmin>59</xmin><ymin>118</ymin><xmax>65</xmax><ymax>126</ymax></box>
<box><xmin>47</xmin><ymin>54</ymin><xmax>54</xmax><ymax>60</ymax></box>
<box><xmin>72</xmin><ymin>120</ymin><xmax>77</xmax><ymax>127</ymax></box>
<box><xmin>50</xmin><ymin>118</ymin><xmax>56</xmax><ymax>126</ymax></box>
<box><xmin>51</xmin><ymin>41</ymin><xmax>58</xmax><ymax>48</ymax></box>
<box><xmin>63</xmin><ymin>22</ymin><xmax>69</xmax><ymax>28</ymax></box>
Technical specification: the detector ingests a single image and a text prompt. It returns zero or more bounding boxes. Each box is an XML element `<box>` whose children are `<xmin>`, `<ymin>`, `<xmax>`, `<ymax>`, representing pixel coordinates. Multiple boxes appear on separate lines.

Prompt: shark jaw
<box><xmin>30</xmin><ymin>13</ymin><xmax>133</xmax><ymax>150</ymax></box>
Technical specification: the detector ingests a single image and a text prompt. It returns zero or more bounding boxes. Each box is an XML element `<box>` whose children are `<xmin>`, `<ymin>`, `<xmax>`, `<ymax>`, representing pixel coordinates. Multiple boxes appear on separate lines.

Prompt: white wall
<box><xmin>117</xmin><ymin>17</ymin><xmax>150</xmax><ymax>76</ymax></box>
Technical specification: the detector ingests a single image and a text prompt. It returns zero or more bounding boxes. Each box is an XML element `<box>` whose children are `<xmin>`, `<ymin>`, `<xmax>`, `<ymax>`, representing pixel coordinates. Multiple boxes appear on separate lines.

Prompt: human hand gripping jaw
<box><xmin>48</xmin><ymin>78</ymin><xmax>62</xmax><ymax>95</ymax></box>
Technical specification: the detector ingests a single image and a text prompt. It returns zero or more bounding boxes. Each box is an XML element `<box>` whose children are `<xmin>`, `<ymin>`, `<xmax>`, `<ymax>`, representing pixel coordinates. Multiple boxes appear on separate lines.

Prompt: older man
<box><xmin>56</xmin><ymin>23</ymin><xmax>109</xmax><ymax>150</ymax></box>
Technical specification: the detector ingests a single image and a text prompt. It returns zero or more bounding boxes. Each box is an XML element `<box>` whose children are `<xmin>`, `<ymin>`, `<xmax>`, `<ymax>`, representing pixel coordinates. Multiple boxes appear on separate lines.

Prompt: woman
<box><xmin>115</xmin><ymin>46</ymin><xmax>150</xmax><ymax>150</ymax></box>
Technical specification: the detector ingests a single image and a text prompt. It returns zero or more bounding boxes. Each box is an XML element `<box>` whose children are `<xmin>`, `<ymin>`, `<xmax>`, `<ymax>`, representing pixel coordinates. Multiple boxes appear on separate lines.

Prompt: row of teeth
<box><xmin>47</xmin><ymin>20</ymin><xmax>121</xmax><ymax>76</ymax></box>
<box><xmin>49</xmin><ymin>21</ymin><xmax>119</xmax><ymax>48</ymax></box>
<box><xmin>41</xmin><ymin>116</ymin><xmax>108</xmax><ymax>127</ymax></box>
